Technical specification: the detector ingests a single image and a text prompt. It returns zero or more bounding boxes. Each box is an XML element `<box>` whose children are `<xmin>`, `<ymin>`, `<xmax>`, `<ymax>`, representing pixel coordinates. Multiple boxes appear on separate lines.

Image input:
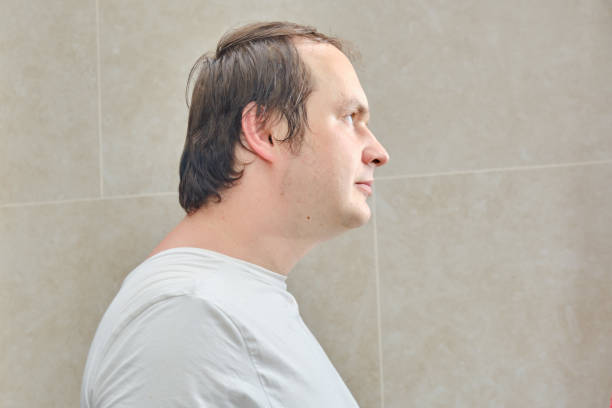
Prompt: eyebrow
<box><xmin>339</xmin><ymin>97</ymin><xmax>370</xmax><ymax>119</ymax></box>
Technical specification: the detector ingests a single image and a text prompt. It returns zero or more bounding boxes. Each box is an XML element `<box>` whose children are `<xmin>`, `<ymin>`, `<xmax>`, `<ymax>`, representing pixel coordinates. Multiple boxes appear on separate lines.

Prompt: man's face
<box><xmin>277</xmin><ymin>40</ymin><xmax>389</xmax><ymax>236</ymax></box>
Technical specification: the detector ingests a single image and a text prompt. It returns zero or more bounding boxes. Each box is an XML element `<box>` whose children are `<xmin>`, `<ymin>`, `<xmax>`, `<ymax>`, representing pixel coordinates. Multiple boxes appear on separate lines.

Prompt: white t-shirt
<box><xmin>80</xmin><ymin>247</ymin><xmax>359</xmax><ymax>407</ymax></box>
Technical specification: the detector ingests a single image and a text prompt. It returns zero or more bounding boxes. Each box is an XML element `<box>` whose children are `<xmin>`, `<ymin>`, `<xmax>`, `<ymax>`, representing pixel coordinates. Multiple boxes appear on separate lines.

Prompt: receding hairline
<box><xmin>291</xmin><ymin>38</ymin><xmax>351</xmax><ymax>86</ymax></box>
<box><xmin>290</xmin><ymin>35</ymin><xmax>353</xmax><ymax>61</ymax></box>
<box><xmin>294</xmin><ymin>40</ymin><xmax>367</xmax><ymax>107</ymax></box>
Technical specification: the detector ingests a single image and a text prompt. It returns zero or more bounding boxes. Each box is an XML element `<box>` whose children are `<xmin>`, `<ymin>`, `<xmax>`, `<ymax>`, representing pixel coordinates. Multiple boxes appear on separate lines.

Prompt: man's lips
<box><xmin>355</xmin><ymin>181</ymin><xmax>373</xmax><ymax>195</ymax></box>
<box><xmin>356</xmin><ymin>180</ymin><xmax>373</xmax><ymax>187</ymax></box>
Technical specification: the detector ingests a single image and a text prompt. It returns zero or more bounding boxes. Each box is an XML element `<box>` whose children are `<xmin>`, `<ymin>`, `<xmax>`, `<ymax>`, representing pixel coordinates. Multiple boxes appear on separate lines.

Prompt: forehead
<box><xmin>295</xmin><ymin>40</ymin><xmax>368</xmax><ymax>109</ymax></box>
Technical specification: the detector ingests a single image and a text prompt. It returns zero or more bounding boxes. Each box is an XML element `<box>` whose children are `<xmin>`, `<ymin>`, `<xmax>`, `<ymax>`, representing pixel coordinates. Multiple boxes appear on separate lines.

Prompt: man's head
<box><xmin>178</xmin><ymin>21</ymin><xmax>389</xmax><ymax>236</ymax></box>
<box><xmin>179</xmin><ymin>21</ymin><xmax>349</xmax><ymax>215</ymax></box>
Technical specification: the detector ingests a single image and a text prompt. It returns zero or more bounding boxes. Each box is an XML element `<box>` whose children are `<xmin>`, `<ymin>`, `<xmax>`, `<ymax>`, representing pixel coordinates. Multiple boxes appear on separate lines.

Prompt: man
<box><xmin>81</xmin><ymin>21</ymin><xmax>389</xmax><ymax>407</ymax></box>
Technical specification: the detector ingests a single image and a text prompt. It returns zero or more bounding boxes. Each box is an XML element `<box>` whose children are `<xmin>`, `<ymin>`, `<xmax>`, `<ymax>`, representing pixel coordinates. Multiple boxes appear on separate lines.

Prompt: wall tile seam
<box><xmin>2</xmin><ymin>158</ymin><xmax>611</xmax><ymax>208</ymax></box>
<box><xmin>0</xmin><ymin>192</ymin><xmax>179</xmax><ymax>209</ymax></box>
<box><xmin>372</xmin><ymin>188</ymin><xmax>385</xmax><ymax>408</ymax></box>
<box><xmin>374</xmin><ymin>159</ymin><xmax>612</xmax><ymax>181</ymax></box>
<box><xmin>95</xmin><ymin>0</ymin><xmax>104</xmax><ymax>198</ymax></box>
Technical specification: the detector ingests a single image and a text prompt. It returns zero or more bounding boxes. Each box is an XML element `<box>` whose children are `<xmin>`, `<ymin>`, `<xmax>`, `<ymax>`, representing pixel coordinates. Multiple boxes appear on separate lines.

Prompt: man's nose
<box><xmin>363</xmin><ymin>131</ymin><xmax>390</xmax><ymax>167</ymax></box>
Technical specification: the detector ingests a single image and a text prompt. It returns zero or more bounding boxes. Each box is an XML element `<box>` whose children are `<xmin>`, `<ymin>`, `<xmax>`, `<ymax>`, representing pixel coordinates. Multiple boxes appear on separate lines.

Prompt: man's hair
<box><xmin>178</xmin><ymin>21</ymin><xmax>350</xmax><ymax>215</ymax></box>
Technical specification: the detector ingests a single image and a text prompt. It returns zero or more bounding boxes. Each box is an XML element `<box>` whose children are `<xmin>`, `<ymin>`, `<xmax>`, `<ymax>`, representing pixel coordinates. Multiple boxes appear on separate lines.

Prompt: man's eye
<box><xmin>344</xmin><ymin>113</ymin><xmax>354</xmax><ymax>124</ymax></box>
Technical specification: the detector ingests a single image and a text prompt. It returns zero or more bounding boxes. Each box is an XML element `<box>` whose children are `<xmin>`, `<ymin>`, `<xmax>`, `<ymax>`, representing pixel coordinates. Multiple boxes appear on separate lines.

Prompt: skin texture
<box><xmin>148</xmin><ymin>39</ymin><xmax>390</xmax><ymax>276</ymax></box>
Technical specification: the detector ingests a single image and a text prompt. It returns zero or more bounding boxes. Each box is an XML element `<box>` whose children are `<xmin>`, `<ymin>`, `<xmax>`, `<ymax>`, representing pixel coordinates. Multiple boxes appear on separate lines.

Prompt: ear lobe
<box><xmin>241</xmin><ymin>102</ymin><xmax>275</xmax><ymax>162</ymax></box>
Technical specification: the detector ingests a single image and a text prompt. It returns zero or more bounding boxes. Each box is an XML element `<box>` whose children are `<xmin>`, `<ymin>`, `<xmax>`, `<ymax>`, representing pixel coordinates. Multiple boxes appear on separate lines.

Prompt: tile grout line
<box><xmin>2</xmin><ymin>159</ymin><xmax>611</xmax><ymax>209</ymax></box>
<box><xmin>0</xmin><ymin>192</ymin><xmax>178</xmax><ymax>209</ymax></box>
<box><xmin>373</xmin><ymin>158</ymin><xmax>612</xmax><ymax>181</ymax></box>
<box><xmin>95</xmin><ymin>0</ymin><xmax>104</xmax><ymax>197</ymax></box>
<box><xmin>372</xmin><ymin>188</ymin><xmax>385</xmax><ymax>408</ymax></box>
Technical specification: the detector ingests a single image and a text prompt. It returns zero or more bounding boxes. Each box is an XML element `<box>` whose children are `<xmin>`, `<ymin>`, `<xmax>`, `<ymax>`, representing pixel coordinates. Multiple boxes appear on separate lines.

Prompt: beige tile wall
<box><xmin>1</xmin><ymin>0</ymin><xmax>611</xmax><ymax>407</ymax></box>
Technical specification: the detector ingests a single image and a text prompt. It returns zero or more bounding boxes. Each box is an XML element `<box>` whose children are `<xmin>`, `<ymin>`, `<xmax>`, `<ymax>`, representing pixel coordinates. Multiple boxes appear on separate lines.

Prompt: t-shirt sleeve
<box><xmin>94</xmin><ymin>295</ymin><xmax>270</xmax><ymax>408</ymax></box>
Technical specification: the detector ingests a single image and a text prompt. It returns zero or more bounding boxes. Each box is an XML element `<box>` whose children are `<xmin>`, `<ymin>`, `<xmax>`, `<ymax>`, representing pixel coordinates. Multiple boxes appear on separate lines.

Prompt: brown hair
<box><xmin>178</xmin><ymin>21</ymin><xmax>349</xmax><ymax>215</ymax></box>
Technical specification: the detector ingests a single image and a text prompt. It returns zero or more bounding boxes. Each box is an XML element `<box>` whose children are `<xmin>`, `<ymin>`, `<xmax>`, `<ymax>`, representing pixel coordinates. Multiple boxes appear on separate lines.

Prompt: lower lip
<box><xmin>356</xmin><ymin>183</ymin><xmax>372</xmax><ymax>195</ymax></box>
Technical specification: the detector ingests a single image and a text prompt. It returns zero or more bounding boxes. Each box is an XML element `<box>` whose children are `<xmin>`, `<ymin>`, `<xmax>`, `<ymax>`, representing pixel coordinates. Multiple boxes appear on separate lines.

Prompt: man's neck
<box><xmin>147</xmin><ymin>207</ymin><xmax>316</xmax><ymax>277</ymax></box>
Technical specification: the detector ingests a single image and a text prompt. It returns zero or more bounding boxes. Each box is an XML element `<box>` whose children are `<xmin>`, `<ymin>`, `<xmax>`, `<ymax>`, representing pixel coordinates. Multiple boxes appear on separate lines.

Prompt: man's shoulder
<box><xmin>115</xmin><ymin>257</ymin><xmax>245</xmax><ymax>327</ymax></box>
<box><xmin>112</xmin><ymin>248</ymin><xmax>273</xmax><ymax>338</ymax></box>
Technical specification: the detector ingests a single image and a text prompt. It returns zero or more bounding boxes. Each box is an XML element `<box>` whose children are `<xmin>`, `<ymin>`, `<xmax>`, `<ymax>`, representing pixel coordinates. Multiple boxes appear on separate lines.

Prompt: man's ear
<box><xmin>241</xmin><ymin>102</ymin><xmax>275</xmax><ymax>163</ymax></box>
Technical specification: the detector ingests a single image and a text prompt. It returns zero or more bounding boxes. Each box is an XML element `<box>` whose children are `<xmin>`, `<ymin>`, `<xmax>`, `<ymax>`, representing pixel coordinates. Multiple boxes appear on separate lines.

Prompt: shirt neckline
<box><xmin>143</xmin><ymin>246</ymin><xmax>288</xmax><ymax>289</ymax></box>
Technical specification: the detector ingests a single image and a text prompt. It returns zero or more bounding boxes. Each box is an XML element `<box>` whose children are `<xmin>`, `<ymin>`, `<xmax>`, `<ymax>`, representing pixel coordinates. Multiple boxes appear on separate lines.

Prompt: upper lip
<box><xmin>356</xmin><ymin>180</ymin><xmax>373</xmax><ymax>186</ymax></box>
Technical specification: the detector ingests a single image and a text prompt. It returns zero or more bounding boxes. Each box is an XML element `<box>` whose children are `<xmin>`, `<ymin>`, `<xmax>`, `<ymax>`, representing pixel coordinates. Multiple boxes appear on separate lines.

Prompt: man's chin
<box><xmin>345</xmin><ymin>202</ymin><xmax>371</xmax><ymax>229</ymax></box>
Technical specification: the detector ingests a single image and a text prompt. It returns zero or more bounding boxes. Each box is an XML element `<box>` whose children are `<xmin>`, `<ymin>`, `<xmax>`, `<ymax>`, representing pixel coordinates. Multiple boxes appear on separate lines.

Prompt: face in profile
<box><xmin>278</xmin><ymin>40</ymin><xmax>390</xmax><ymax>235</ymax></box>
